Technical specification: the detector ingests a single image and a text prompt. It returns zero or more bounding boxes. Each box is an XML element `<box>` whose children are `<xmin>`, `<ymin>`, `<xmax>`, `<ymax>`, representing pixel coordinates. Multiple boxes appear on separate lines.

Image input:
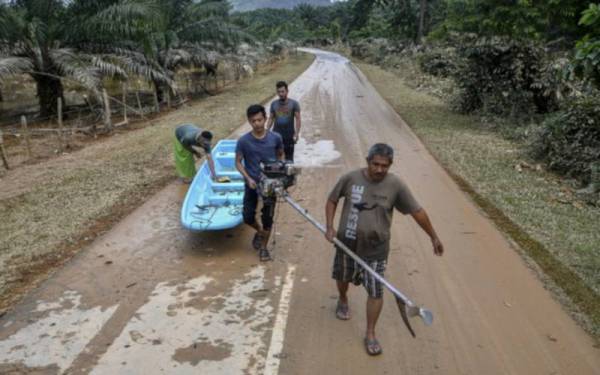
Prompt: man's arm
<box><xmin>275</xmin><ymin>135</ymin><xmax>284</xmax><ymax>161</ymax></box>
<box><xmin>267</xmin><ymin>103</ymin><xmax>275</xmax><ymax>131</ymax></box>
<box><xmin>190</xmin><ymin>145</ymin><xmax>205</xmax><ymax>158</ymax></box>
<box><xmin>206</xmin><ymin>154</ymin><xmax>217</xmax><ymax>181</ymax></box>
<box><xmin>235</xmin><ymin>152</ymin><xmax>257</xmax><ymax>189</ymax></box>
<box><xmin>267</xmin><ymin>113</ymin><xmax>275</xmax><ymax>131</ymax></box>
<box><xmin>293</xmin><ymin>109</ymin><xmax>301</xmax><ymax>143</ymax></box>
<box><xmin>325</xmin><ymin>199</ymin><xmax>338</xmax><ymax>242</ymax></box>
<box><xmin>410</xmin><ymin>208</ymin><xmax>444</xmax><ymax>256</ymax></box>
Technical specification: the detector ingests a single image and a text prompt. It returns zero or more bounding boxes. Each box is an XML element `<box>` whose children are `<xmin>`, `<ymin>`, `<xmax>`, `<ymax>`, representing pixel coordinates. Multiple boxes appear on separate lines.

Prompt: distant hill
<box><xmin>230</xmin><ymin>0</ymin><xmax>334</xmax><ymax>12</ymax></box>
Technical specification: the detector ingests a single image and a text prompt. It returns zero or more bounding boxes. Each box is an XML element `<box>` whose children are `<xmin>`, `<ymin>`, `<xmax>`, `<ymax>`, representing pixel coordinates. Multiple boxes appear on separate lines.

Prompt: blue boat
<box><xmin>181</xmin><ymin>139</ymin><xmax>245</xmax><ymax>231</ymax></box>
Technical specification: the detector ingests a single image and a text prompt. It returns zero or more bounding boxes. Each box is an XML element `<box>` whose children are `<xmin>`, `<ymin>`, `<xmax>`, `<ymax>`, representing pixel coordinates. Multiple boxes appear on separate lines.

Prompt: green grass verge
<box><xmin>356</xmin><ymin>61</ymin><xmax>600</xmax><ymax>340</ymax></box>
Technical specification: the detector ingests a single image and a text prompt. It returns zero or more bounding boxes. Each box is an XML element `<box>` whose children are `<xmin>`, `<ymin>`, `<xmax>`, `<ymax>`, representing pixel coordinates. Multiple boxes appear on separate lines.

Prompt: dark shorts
<box><xmin>332</xmin><ymin>249</ymin><xmax>387</xmax><ymax>298</ymax></box>
<box><xmin>242</xmin><ymin>184</ymin><xmax>276</xmax><ymax>230</ymax></box>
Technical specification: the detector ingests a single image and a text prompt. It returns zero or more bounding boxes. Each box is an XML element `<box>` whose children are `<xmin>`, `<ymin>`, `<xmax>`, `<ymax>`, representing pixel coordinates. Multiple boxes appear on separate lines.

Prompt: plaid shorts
<box><xmin>332</xmin><ymin>249</ymin><xmax>387</xmax><ymax>298</ymax></box>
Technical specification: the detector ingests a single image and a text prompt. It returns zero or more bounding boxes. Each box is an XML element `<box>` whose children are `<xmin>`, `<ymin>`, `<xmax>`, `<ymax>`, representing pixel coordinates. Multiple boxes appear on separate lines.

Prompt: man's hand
<box><xmin>247</xmin><ymin>177</ymin><xmax>257</xmax><ymax>190</ymax></box>
<box><xmin>325</xmin><ymin>226</ymin><xmax>336</xmax><ymax>243</ymax></box>
<box><xmin>432</xmin><ymin>237</ymin><xmax>444</xmax><ymax>256</ymax></box>
<box><xmin>293</xmin><ymin>133</ymin><xmax>299</xmax><ymax>144</ymax></box>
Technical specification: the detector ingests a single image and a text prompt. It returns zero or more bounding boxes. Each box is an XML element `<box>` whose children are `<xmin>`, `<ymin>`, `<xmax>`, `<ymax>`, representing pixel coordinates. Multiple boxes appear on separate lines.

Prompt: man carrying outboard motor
<box><xmin>236</xmin><ymin>104</ymin><xmax>284</xmax><ymax>261</ymax></box>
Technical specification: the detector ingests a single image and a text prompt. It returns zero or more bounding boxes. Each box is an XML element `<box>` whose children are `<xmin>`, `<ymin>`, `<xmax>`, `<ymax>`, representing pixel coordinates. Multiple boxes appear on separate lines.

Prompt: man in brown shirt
<box><xmin>325</xmin><ymin>143</ymin><xmax>444</xmax><ymax>356</ymax></box>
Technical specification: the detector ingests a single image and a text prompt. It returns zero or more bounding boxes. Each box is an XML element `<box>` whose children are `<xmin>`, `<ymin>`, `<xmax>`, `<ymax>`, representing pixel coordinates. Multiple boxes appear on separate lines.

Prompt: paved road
<box><xmin>1</xmin><ymin>49</ymin><xmax>598</xmax><ymax>375</ymax></box>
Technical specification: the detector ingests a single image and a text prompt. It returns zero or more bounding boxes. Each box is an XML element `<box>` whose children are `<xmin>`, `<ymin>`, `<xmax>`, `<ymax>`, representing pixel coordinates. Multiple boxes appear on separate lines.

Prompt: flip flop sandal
<box><xmin>259</xmin><ymin>247</ymin><xmax>272</xmax><ymax>262</ymax></box>
<box><xmin>364</xmin><ymin>338</ymin><xmax>383</xmax><ymax>356</ymax></box>
<box><xmin>335</xmin><ymin>300</ymin><xmax>350</xmax><ymax>320</ymax></box>
<box><xmin>252</xmin><ymin>232</ymin><xmax>264</xmax><ymax>250</ymax></box>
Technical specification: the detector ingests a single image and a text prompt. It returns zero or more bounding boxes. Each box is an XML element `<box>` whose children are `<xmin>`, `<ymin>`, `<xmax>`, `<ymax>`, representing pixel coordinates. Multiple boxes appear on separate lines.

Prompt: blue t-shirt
<box><xmin>236</xmin><ymin>131</ymin><xmax>284</xmax><ymax>182</ymax></box>
<box><xmin>270</xmin><ymin>99</ymin><xmax>300</xmax><ymax>143</ymax></box>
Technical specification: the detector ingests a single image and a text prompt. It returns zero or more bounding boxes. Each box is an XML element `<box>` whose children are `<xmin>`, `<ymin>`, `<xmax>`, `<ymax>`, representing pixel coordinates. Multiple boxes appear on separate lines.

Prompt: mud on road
<box><xmin>1</xmin><ymin>49</ymin><xmax>599</xmax><ymax>374</ymax></box>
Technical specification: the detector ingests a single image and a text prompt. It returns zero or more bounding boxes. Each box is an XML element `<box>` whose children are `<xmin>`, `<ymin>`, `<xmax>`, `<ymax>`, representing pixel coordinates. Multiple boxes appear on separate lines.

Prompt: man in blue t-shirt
<box><xmin>236</xmin><ymin>104</ymin><xmax>284</xmax><ymax>261</ymax></box>
<box><xmin>267</xmin><ymin>81</ymin><xmax>301</xmax><ymax>162</ymax></box>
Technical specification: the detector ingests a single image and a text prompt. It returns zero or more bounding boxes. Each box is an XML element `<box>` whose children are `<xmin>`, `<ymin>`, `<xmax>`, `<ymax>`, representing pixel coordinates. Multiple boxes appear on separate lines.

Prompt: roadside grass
<box><xmin>0</xmin><ymin>52</ymin><xmax>315</xmax><ymax>312</ymax></box>
<box><xmin>356</xmin><ymin>62</ymin><xmax>600</xmax><ymax>340</ymax></box>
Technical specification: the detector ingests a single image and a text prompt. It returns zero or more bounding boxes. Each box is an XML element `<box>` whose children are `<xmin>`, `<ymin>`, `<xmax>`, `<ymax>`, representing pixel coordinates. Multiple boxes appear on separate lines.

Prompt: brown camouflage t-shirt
<box><xmin>328</xmin><ymin>169</ymin><xmax>421</xmax><ymax>260</ymax></box>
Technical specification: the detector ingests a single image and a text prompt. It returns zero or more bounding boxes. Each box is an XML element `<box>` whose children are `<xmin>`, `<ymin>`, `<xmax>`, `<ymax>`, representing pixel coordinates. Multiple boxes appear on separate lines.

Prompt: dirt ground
<box><xmin>0</xmin><ymin>48</ymin><xmax>598</xmax><ymax>374</ymax></box>
<box><xmin>0</xmin><ymin>52</ymin><xmax>315</xmax><ymax>313</ymax></box>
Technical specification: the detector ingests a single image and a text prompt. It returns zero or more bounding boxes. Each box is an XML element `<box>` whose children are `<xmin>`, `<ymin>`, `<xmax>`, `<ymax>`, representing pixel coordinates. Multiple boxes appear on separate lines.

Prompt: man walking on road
<box><xmin>236</xmin><ymin>104</ymin><xmax>284</xmax><ymax>261</ymax></box>
<box><xmin>267</xmin><ymin>81</ymin><xmax>301</xmax><ymax>162</ymax></box>
<box><xmin>325</xmin><ymin>143</ymin><xmax>444</xmax><ymax>356</ymax></box>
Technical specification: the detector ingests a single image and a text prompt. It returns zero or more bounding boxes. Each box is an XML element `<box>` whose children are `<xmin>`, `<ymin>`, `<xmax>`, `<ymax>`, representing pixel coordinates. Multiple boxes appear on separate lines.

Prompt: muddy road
<box><xmin>1</xmin><ymin>49</ymin><xmax>598</xmax><ymax>374</ymax></box>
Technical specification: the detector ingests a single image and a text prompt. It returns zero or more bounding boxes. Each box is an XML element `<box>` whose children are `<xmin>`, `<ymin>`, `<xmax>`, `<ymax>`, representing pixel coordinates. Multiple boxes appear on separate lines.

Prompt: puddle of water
<box><xmin>293</xmin><ymin>138</ymin><xmax>341</xmax><ymax>167</ymax></box>
<box><xmin>91</xmin><ymin>266</ymin><xmax>273</xmax><ymax>374</ymax></box>
<box><xmin>0</xmin><ymin>291</ymin><xmax>118</xmax><ymax>373</ymax></box>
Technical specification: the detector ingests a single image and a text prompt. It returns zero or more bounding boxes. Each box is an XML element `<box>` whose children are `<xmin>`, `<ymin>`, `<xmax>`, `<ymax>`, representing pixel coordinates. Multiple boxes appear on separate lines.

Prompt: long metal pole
<box><xmin>282</xmin><ymin>193</ymin><xmax>414</xmax><ymax>305</ymax></box>
<box><xmin>280</xmin><ymin>191</ymin><xmax>433</xmax><ymax>336</ymax></box>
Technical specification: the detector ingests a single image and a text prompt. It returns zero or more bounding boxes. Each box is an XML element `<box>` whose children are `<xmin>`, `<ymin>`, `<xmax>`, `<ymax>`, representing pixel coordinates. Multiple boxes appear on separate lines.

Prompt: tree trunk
<box><xmin>33</xmin><ymin>73</ymin><xmax>64</xmax><ymax>119</ymax></box>
<box><xmin>153</xmin><ymin>79</ymin><xmax>165</xmax><ymax>104</ymax></box>
<box><xmin>417</xmin><ymin>0</ymin><xmax>427</xmax><ymax>44</ymax></box>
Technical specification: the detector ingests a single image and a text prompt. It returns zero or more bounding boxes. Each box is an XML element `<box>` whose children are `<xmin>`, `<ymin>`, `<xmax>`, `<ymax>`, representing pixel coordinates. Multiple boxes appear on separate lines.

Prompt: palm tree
<box><xmin>0</xmin><ymin>0</ymin><xmax>159</xmax><ymax>118</ymax></box>
<box><xmin>0</xmin><ymin>0</ymin><xmax>249</xmax><ymax>118</ymax></box>
<box><xmin>123</xmin><ymin>0</ymin><xmax>251</xmax><ymax>102</ymax></box>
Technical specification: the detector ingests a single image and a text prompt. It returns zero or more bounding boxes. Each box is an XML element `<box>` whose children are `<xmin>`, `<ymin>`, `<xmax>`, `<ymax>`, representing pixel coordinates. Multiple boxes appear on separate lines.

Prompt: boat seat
<box><xmin>216</xmin><ymin>170</ymin><xmax>243</xmax><ymax>179</ymax></box>
<box><xmin>211</xmin><ymin>180</ymin><xmax>244</xmax><ymax>192</ymax></box>
<box><xmin>208</xmin><ymin>192</ymin><xmax>244</xmax><ymax>205</ymax></box>
<box><xmin>214</xmin><ymin>151</ymin><xmax>236</xmax><ymax>160</ymax></box>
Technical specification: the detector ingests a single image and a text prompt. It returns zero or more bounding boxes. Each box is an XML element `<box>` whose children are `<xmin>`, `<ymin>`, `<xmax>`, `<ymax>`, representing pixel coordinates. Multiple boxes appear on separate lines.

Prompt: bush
<box><xmin>450</xmin><ymin>38</ymin><xmax>558</xmax><ymax>117</ymax></box>
<box><xmin>574</xmin><ymin>3</ymin><xmax>600</xmax><ymax>88</ymax></box>
<box><xmin>531</xmin><ymin>95</ymin><xmax>600</xmax><ymax>183</ymax></box>
<box><xmin>349</xmin><ymin>38</ymin><xmax>405</xmax><ymax>64</ymax></box>
<box><xmin>418</xmin><ymin>49</ymin><xmax>457</xmax><ymax>77</ymax></box>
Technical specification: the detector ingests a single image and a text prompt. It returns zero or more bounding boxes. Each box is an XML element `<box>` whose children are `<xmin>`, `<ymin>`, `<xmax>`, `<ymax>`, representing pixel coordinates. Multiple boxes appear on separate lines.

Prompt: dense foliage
<box><xmin>232</xmin><ymin>2</ymin><xmax>355</xmax><ymax>43</ymax></box>
<box><xmin>531</xmin><ymin>95</ymin><xmax>600</xmax><ymax>183</ymax></box>
<box><xmin>450</xmin><ymin>39</ymin><xmax>557</xmax><ymax>117</ymax></box>
<box><xmin>432</xmin><ymin>0</ymin><xmax>590</xmax><ymax>41</ymax></box>
<box><xmin>574</xmin><ymin>4</ymin><xmax>600</xmax><ymax>88</ymax></box>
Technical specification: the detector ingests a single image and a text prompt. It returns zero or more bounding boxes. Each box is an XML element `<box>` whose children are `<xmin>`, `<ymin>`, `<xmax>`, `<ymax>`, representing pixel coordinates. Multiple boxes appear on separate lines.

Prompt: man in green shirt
<box><xmin>174</xmin><ymin>124</ymin><xmax>216</xmax><ymax>182</ymax></box>
<box><xmin>325</xmin><ymin>143</ymin><xmax>444</xmax><ymax>356</ymax></box>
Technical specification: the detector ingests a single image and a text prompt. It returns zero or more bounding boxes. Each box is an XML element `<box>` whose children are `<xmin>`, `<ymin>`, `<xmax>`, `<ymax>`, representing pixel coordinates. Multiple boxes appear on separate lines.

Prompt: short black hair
<box><xmin>276</xmin><ymin>81</ymin><xmax>288</xmax><ymax>90</ymax></box>
<box><xmin>246</xmin><ymin>104</ymin><xmax>266</xmax><ymax>119</ymax></box>
<box><xmin>200</xmin><ymin>130</ymin><xmax>213</xmax><ymax>140</ymax></box>
<box><xmin>367</xmin><ymin>143</ymin><xmax>394</xmax><ymax>163</ymax></box>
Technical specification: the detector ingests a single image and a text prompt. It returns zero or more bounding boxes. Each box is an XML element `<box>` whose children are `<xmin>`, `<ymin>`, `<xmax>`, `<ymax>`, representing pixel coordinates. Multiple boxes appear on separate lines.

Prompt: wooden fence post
<box><xmin>153</xmin><ymin>89</ymin><xmax>160</xmax><ymax>113</ymax></box>
<box><xmin>83</xmin><ymin>95</ymin><xmax>97</xmax><ymax>138</ymax></box>
<box><xmin>136</xmin><ymin>91</ymin><xmax>143</xmax><ymax>115</ymax></box>
<box><xmin>102</xmin><ymin>89</ymin><xmax>113</xmax><ymax>132</ymax></box>
<box><xmin>122</xmin><ymin>83</ymin><xmax>128</xmax><ymax>123</ymax></box>
<box><xmin>20</xmin><ymin>115</ymin><xmax>32</xmax><ymax>159</ymax></box>
<box><xmin>0</xmin><ymin>129</ymin><xmax>9</xmax><ymax>170</ymax></box>
<box><xmin>57</xmin><ymin>97</ymin><xmax>64</xmax><ymax>152</ymax></box>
